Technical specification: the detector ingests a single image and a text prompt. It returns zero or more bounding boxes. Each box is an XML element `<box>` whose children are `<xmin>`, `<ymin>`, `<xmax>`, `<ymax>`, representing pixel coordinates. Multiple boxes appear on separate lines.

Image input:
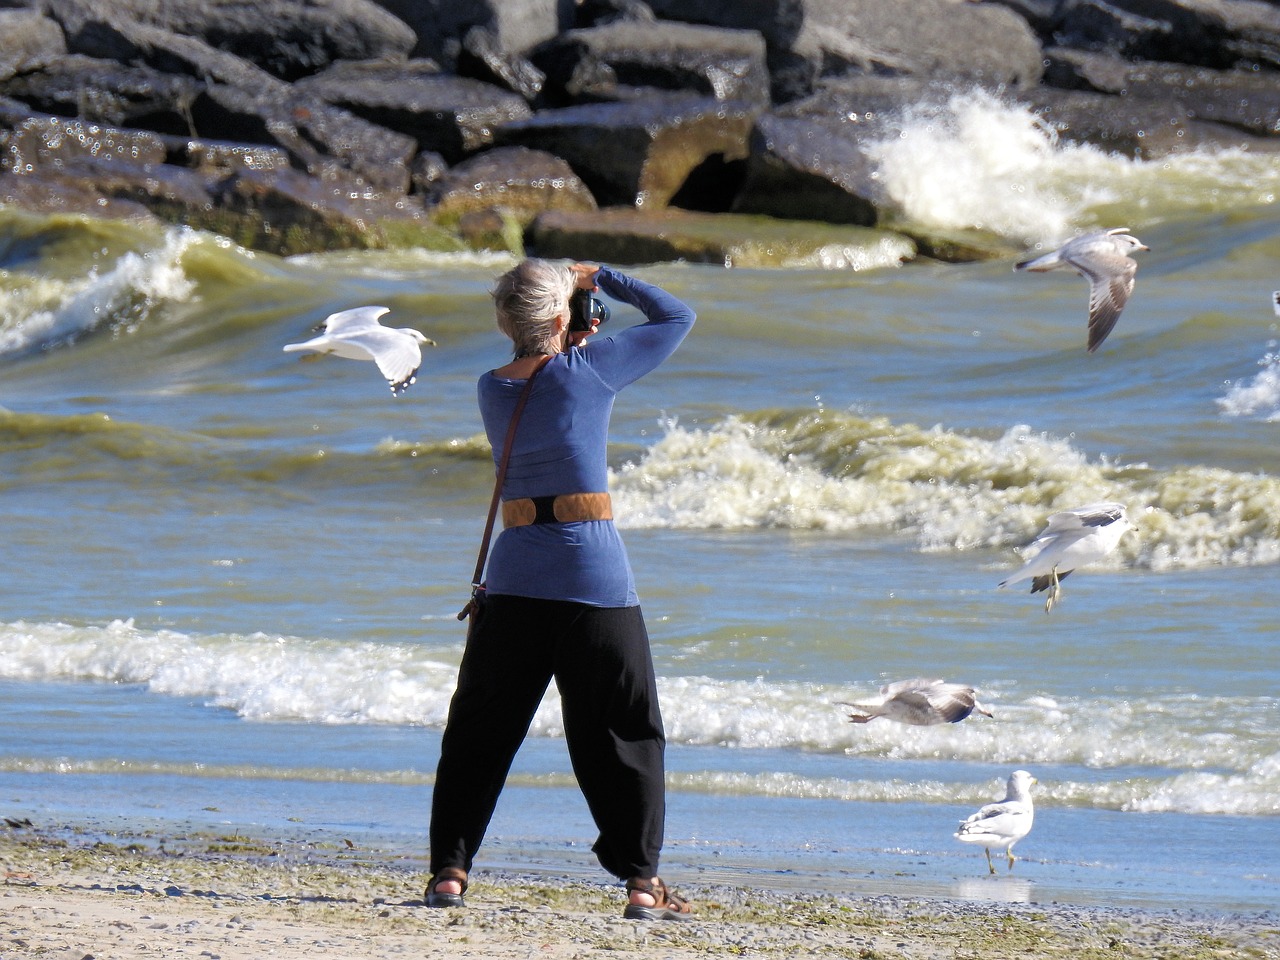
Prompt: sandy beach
<box><xmin>2</xmin><ymin>826</ymin><xmax>1275</xmax><ymax>960</ymax></box>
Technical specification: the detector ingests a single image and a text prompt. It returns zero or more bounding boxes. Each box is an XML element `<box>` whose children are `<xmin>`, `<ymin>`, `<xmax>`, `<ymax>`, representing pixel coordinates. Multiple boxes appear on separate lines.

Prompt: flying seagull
<box><xmin>837</xmin><ymin>678</ymin><xmax>993</xmax><ymax>726</ymax></box>
<box><xmin>1272</xmin><ymin>290</ymin><xmax>1279</xmax><ymax>317</ymax></box>
<box><xmin>1015</xmin><ymin>227</ymin><xmax>1149</xmax><ymax>353</ymax></box>
<box><xmin>283</xmin><ymin>306</ymin><xmax>435</xmax><ymax>397</ymax></box>
<box><xmin>998</xmin><ymin>502</ymin><xmax>1133</xmax><ymax>613</ymax></box>
<box><xmin>954</xmin><ymin>769</ymin><xmax>1036</xmax><ymax>874</ymax></box>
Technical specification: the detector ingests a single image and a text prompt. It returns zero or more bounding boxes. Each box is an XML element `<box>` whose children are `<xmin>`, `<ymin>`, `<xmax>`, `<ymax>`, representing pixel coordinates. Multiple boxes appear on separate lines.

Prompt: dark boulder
<box><xmin>0</xmin><ymin>168</ymin><xmax>158</xmax><ymax>222</ymax></box>
<box><xmin>0</xmin><ymin>55</ymin><xmax>204</xmax><ymax>137</ymax></box>
<box><xmin>207</xmin><ymin>167</ymin><xmax>461</xmax><ymax>255</ymax></box>
<box><xmin>40</xmin><ymin>0</ymin><xmax>417</xmax><ymax>81</ymax></box>
<box><xmin>457</xmin><ymin>25</ymin><xmax>546</xmax><ymax>102</ymax></box>
<box><xmin>0</xmin><ymin>8</ymin><xmax>67</xmax><ymax>82</ymax></box>
<box><xmin>294</xmin><ymin>60</ymin><xmax>532</xmax><ymax>163</ymax></box>
<box><xmin>425</xmin><ymin>145</ymin><xmax>596</xmax><ymax>228</ymax></box>
<box><xmin>643</xmin><ymin>0</ymin><xmax>1042</xmax><ymax>101</ymax></box>
<box><xmin>1049</xmin><ymin>0</ymin><xmax>1280</xmax><ymax>71</ymax></box>
<box><xmin>494</xmin><ymin>93</ymin><xmax>759</xmax><ymax>208</ymax></box>
<box><xmin>531</xmin><ymin>20</ymin><xmax>770</xmax><ymax>107</ymax></box>
<box><xmin>575</xmin><ymin>0</ymin><xmax>658</xmax><ymax>28</ymax></box>
<box><xmin>732</xmin><ymin>113</ymin><xmax>879</xmax><ymax>226</ymax></box>
<box><xmin>164</xmin><ymin>137</ymin><xmax>294</xmax><ymax>177</ymax></box>
<box><xmin>368</xmin><ymin>0</ymin><xmax>568</xmax><ymax>67</ymax></box>
<box><xmin>1032</xmin><ymin>51</ymin><xmax>1280</xmax><ymax>151</ymax></box>
<box><xmin>725</xmin><ymin>74</ymin><xmax>956</xmax><ymax>228</ymax></box>
<box><xmin>1</xmin><ymin>103</ymin><xmax>170</xmax><ymax>172</ymax></box>
<box><xmin>56</xmin><ymin>17</ymin><xmax>294</xmax><ymax>94</ymax></box>
<box><xmin>187</xmin><ymin>82</ymin><xmax>418</xmax><ymax>193</ymax></box>
<box><xmin>1118</xmin><ymin>60</ymin><xmax>1280</xmax><ymax>139</ymax></box>
<box><xmin>526</xmin><ymin>205</ymin><xmax>917</xmax><ymax>268</ymax></box>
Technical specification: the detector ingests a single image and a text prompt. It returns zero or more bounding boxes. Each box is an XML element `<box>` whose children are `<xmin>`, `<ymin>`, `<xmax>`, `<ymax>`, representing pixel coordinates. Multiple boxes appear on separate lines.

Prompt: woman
<box><xmin>427</xmin><ymin>259</ymin><xmax>696</xmax><ymax>920</ymax></box>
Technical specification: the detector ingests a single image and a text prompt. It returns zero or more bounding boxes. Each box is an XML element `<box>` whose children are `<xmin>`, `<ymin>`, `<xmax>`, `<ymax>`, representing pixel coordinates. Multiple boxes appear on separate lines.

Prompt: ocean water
<box><xmin>2</xmin><ymin>95</ymin><xmax>1278</xmax><ymax>913</ymax></box>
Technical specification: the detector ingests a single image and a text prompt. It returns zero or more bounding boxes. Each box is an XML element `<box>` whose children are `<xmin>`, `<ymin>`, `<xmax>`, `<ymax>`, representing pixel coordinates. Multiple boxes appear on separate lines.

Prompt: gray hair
<box><xmin>491</xmin><ymin>258</ymin><xmax>576</xmax><ymax>358</ymax></box>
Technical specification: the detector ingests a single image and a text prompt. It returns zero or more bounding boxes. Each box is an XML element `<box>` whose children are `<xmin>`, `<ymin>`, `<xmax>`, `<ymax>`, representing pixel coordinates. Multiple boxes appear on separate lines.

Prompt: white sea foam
<box><xmin>608</xmin><ymin>414</ymin><xmax>1280</xmax><ymax>570</ymax></box>
<box><xmin>863</xmin><ymin>89</ymin><xmax>1280</xmax><ymax>244</ymax></box>
<box><xmin>3</xmin><ymin>619</ymin><xmax>1277</xmax><ymax>816</ymax></box>
<box><xmin>1217</xmin><ymin>343</ymin><xmax>1280</xmax><ymax>421</ymax></box>
<box><xmin>0</xmin><ymin>227</ymin><xmax>197</xmax><ymax>355</ymax></box>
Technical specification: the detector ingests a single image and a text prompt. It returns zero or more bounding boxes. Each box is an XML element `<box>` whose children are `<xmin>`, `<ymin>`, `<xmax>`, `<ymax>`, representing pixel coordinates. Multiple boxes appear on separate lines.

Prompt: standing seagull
<box><xmin>283</xmin><ymin>306</ymin><xmax>435</xmax><ymax>397</ymax></box>
<box><xmin>1015</xmin><ymin>227</ymin><xmax>1149</xmax><ymax>353</ymax></box>
<box><xmin>954</xmin><ymin>770</ymin><xmax>1036</xmax><ymax>874</ymax></box>
<box><xmin>837</xmin><ymin>678</ymin><xmax>993</xmax><ymax>726</ymax></box>
<box><xmin>998</xmin><ymin>502</ymin><xmax>1133</xmax><ymax>613</ymax></box>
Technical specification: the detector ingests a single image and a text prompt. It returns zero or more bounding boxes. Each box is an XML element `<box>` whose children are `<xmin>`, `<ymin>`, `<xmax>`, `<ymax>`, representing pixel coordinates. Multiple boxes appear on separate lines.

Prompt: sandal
<box><xmin>424</xmin><ymin>867</ymin><xmax>468</xmax><ymax>908</ymax></box>
<box><xmin>623</xmin><ymin>876</ymin><xmax>693</xmax><ymax>921</ymax></box>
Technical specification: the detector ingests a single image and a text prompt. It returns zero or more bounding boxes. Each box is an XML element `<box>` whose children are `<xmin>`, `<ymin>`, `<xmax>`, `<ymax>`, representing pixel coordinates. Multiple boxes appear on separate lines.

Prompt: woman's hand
<box><xmin>570</xmin><ymin>262</ymin><xmax>601</xmax><ymax>291</ymax></box>
<box><xmin>566</xmin><ymin>263</ymin><xmax>603</xmax><ymax>346</ymax></box>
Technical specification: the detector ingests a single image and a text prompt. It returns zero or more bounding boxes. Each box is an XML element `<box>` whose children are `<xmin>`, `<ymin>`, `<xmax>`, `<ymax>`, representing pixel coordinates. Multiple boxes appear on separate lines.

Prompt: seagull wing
<box><xmin>879</xmin><ymin>678</ymin><xmax>945</xmax><ymax>698</ymax></box>
<box><xmin>922</xmin><ymin>684</ymin><xmax>980</xmax><ymax>723</ymax></box>
<box><xmin>872</xmin><ymin>678</ymin><xmax>977</xmax><ymax>725</ymax></box>
<box><xmin>1067</xmin><ymin>248</ymin><xmax>1137</xmax><ymax>353</ymax></box>
<box><xmin>320</xmin><ymin>305</ymin><xmax>390</xmax><ymax>335</ymax></box>
<box><xmin>957</xmin><ymin>799</ymin><xmax>1033</xmax><ymax>840</ymax></box>
<box><xmin>338</xmin><ymin>328</ymin><xmax>424</xmax><ymax>395</ymax></box>
<box><xmin>1043</xmin><ymin>502</ymin><xmax>1126</xmax><ymax>533</ymax></box>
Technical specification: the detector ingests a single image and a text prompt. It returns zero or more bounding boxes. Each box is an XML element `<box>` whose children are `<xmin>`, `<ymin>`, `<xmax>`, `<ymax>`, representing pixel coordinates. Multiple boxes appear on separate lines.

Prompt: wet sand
<box><xmin>2</xmin><ymin>825</ymin><xmax>1276</xmax><ymax>959</ymax></box>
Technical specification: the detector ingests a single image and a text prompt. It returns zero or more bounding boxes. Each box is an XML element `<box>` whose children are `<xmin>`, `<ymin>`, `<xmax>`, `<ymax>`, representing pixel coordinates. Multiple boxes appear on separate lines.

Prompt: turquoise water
<box><xmin>2</xmin><ymin>95</ymin><xmax>1278</xmax><ymax>912</ymax></box>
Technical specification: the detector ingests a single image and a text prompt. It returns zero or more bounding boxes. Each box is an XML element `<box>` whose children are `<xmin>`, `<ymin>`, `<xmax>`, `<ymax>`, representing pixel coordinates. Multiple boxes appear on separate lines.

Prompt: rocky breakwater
<box><xmin>1</xmin><ymin>0</ymin><xmax>1277</xmax><ymax>264</ymax></box>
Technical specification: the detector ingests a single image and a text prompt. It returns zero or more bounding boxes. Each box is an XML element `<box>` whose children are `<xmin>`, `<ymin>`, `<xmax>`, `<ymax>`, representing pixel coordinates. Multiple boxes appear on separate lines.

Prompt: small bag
<box><xmin>456</xmin><ymin>355</ymin><xmax>550</xmax><ymax>626</ymax></box>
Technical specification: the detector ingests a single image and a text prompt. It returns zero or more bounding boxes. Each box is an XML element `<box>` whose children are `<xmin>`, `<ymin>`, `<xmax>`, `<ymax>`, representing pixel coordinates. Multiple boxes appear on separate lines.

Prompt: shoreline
<box><xmin>2</xmin><ymin>826</ymin><xmax>1276</xmax><ymax>959</ymax></box>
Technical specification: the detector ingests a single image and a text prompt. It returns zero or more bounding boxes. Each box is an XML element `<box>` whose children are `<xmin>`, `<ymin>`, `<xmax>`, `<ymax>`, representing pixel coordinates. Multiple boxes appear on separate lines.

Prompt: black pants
<box><xmin>429</xmin><ymin>595</ymin><xmax>666</xmax><ymax>880</ymax></box>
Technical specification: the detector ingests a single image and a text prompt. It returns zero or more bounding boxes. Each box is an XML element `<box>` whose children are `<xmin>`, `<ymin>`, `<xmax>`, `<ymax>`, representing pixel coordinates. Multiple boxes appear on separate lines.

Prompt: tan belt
<box><xmin>502</xmin><ymin>492</ymin><xmax>613</xmax><ymax>528</ymax></box>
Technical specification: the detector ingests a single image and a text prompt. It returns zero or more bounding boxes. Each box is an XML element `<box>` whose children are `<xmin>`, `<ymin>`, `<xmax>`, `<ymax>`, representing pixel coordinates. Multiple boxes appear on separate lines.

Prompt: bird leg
<box><xmin>1043</xmin><ymin>566</ymin><xmax>1062</xmax><ymax>614</ymax></box>
<box><xmin>1007</xmin><ymin>849</ymin><xmax>1017</xmax><ymax>871</ymax></box>
<box><xmin>984</xmin><ymin>847</ymin><xmax>996</xmax><ymax>875</ymax></box>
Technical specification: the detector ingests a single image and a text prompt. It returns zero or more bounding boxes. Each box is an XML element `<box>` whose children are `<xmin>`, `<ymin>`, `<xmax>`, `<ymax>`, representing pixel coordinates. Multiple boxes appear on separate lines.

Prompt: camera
<box><xmin>568</xmin><ymin>289</ymin><xmax>610</xmax><ymax>333</ymax></box>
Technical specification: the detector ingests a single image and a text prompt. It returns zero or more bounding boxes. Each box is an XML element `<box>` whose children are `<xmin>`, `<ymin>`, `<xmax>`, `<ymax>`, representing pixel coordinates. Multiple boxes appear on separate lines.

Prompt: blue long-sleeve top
<box><xmin>478</xmin><ymin>266</ymin><xmax>695</xmax><ymax>606</ymax></box>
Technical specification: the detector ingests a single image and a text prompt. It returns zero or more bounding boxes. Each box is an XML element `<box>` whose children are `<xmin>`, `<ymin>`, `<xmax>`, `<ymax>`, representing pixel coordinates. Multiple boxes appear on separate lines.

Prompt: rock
<box><xmin>0</xmin><ymin>9</ymin><xmax>67</xmax><ymax>82</ymax></box>
<box><xmin>643</xmin><ymin>0</ymin><xmax>1043</xmax><ymax>100</ymax></box>
<box><xmin>1050</xmin><ymin>0</ymin><xmax>1280</xmax><ymax>71</ymax></box>
<box><xmin>40</xmin><ymin>0</ymin><xmax>418</xmax><ymax>81</ymax></box>
<box><xmin>187</xmin><ymin>82</ymin><xmax>418</xmax><ymax>193</ymax></box>
<box><xmin>788</xmin><ymin>0</ymin><xmax>1044</xmax><ymax>91</ymax></box>
<box><xmin>457</xmin><ymin>25</ymin><xmax>546</xmax><ymax>101</ymax></box>
<box><xmin>38</xmin><ymin>152</ymin><xmax>218</xmax><ymax>214</ymax></box>
<box><xmin>1028</xmin><ymin>54</ymin><xmax>1280</xmax><ymax>153</ymax></box>
<box><xmin>0</xmin><ymin>55</ymin><xmax>204</xmax><ymax>137</ymax></box>
<box><xmin>425</xmin><ymin>145</ymin><xmax>597</xmax><ymax>236</ymax></box>
<box><xmin>58</xmin><ymin>18</ymin><xmax>293</xmax><ymax>95</ymax></box>
<box><xmin>1</xmin><ymin>103</ymin><xmax>170</xmax><ymax>173</ymax></box>
<box><xmin>575</xmin><ymin>0</ymin><xmax>658</xmax><ymax>28</ymax></box>
<box><xmin>1118</xmin><ymin>60</ymin><xmax>1280</xmax><ymax>138</ymax></box>
<box><xmin>165</xmin><ymin>138</ymin><xmax>294</xmax><ymax>178</ymax></box>
<box><xmin>1040</xmin><ymin>46</ymin><xmax>1133</xmax><ymax>94</ymax></box>
<box><xmin>294</xmin><ymin>61</ymin><xmax>532</xmax><ymax>162</ymax></box>
<box><xmin>526</xmin><ymin>205</ymin><xmax>918</xmax><ymax>268</ymax></box>
<box><xmin>0</xmin><ymin>167</ymin><xmax>159</xmax><ymax>222</ymax></box>
<box><xmin>371</xmin><ymin>0</ymin><xmax>566</xmax><ymax>67</ymax></box>
<box><xmin>531</xmin><ymin>20</ymin><xmax>770</xmax><ymax>106</ymax></box>
<box><xmin>494</xmin><ymin>92</ymin><xmax>759</xmax><ymax>208</ymax></box>
<box><xmin>731</xmin><ymin>112</ymin><xmax>881</xmax><ymax>226</ymax></box>
<box><xmin>207</xmin><ymin>167</ymin><xmax>463</xmax><ymax>255</ymax></box>
<box><xmin>410</xmin><ymin>150</ymin><xmax>450</xmax><ymax>193</ymax></box>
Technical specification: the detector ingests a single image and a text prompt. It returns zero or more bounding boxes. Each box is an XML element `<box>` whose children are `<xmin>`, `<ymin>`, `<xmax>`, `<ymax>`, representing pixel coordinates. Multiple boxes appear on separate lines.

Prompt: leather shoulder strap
<box><xmin>458</xmin><ymin>355</ymin><xmax>551</xmax><ymax>617</ymax></box>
